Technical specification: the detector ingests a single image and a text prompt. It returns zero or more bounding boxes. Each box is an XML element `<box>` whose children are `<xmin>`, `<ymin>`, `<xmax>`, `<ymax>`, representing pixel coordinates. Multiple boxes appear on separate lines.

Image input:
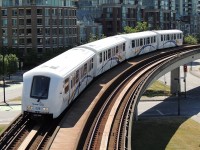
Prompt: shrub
<box><xmin>184</xmin><ymin>35</ymin><xmax>198</xmax><ymax>45</ymax></box>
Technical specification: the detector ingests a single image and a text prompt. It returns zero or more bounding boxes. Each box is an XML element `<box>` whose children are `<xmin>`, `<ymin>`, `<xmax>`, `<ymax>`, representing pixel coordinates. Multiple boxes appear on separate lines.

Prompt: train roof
<box><xmin>79</xmin><ymin>36</ymin><xmax>126</xmax><ymax>53</ymax></box>
<box><xmin>153</xmin><ymin>29</ymin><xmax>183</xmax><ymax>34</ymax></box>
<box><xmin>120</xmin><ymin>31</ymin><xmax>157</xmax><ymax>39</ymax></box>
<box><xmin>24</xmin><ymin>48</ymin><xmax>95</xmax><ymax>77</ymax></box>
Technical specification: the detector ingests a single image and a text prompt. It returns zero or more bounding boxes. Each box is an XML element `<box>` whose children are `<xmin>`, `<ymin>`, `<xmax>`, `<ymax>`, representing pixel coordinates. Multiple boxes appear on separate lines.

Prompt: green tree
<box><xmin>124</xmin><ymin>22</ymin><xmax>148</xmax><ymax>33</ymax></box>
<box><xmin>88</xmin><ymin>33</ymin><xmax>107</xmax><ymax>43</ymax></box>
<box><xmin>184</xmin><ymin>35</ymin><xmax>198</xmax><ymax>45</ymax></box>
<box><xmin>6</xmin><ymin>54</ymin><xmax>18</xmax><ymax>78</ymax></box>
<box><xmin>88</xmin><ymin>33</ymin><xmax>98</xmax><ymax>42</ymax></box>
<box><xmin>0</xmin><ymin>54</ymin><xmax>9</xmax><ymax>76</ymax></box>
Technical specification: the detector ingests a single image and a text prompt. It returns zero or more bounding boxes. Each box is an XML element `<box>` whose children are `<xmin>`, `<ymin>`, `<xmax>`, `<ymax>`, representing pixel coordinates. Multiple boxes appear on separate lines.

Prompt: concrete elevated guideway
<box><xmin>133</xmin><ymin>46</ymin><xmax>200</xmax><ymax>120</ymax></box>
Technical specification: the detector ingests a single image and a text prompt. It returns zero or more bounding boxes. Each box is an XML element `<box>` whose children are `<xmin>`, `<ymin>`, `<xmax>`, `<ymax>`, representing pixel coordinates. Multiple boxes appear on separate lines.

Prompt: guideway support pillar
<box><xmin>170</xmin><ymin>67</ymin><xmax>181</xmax><ymax>95</ymax></box>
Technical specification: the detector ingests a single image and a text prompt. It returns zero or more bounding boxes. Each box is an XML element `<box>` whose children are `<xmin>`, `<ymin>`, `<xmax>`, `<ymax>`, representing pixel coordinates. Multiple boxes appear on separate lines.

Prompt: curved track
<box><xmin>79</xmin><ymin>45</ymin><xmax>200</xmax><ymax>150</ymax></box>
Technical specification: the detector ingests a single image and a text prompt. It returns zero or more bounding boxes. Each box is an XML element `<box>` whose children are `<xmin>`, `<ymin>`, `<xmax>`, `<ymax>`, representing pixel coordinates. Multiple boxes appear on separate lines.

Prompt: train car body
<box><xmin>119</xmin><ymin>31</ymin><xmax>157</xmax><ymax>59</ymax></box>
<box><xmin>80</xmin><ymin>36</ymin><xmax>126</xmax><ymax>76</ymax></box>
<box><xmin>154</xmin><ymin>30</ymin><xmax>183</xmax><ymax>49</ymax></box>
<box><xmin>22</xmin><ymin>48</ymin><xmax>95</xmax><ymax>118</ymax></box>
<box><xmin>22</xmin><ymin>29</ymin><xmax>183</xmax><ymax>119</ymax></box>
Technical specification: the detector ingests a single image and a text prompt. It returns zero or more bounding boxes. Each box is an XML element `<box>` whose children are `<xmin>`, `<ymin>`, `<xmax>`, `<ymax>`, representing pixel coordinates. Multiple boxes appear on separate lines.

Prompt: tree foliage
<box><xmin>184</xmin><ymin>35</ymin><xmax>198</xmax><ymax>45</ymax></box>
<box><xmin>124</xmin><ymin>22</ymin><xmax>148</xmax><ymax>33</ymax></box>
<box><xmin>88</xmin><ymin>34</ymin><xmax>107</xmax><ymax>43</ymax></box>
<box><xmin>6</xmin><ymin>54</ymin><xmax>18</xmax><ymax>76</ymax></box>
<box><xmin>0</xmin><ymin>54</ymin><xmax>18</xmax><ymax>76</ymax></box>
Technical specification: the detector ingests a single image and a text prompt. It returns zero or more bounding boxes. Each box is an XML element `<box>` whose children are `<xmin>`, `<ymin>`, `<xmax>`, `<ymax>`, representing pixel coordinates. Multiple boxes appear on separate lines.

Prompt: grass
<box><xmin>143</xmin><ymin>81</ymin><xmax>171</xmax><ymax>97</ymax></box>
<box><xmin>132</xmin><ymin>117</ymin><xmax>200</xmax><ymax>150</ymax></box>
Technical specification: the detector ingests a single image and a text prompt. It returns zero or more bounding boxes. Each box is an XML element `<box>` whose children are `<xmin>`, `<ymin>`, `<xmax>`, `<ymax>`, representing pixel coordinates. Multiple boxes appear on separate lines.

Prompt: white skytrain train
<box><xmin>22</xmin><ymin>30</ymin><xmax>183</xmax><ymax>118</ymax></box>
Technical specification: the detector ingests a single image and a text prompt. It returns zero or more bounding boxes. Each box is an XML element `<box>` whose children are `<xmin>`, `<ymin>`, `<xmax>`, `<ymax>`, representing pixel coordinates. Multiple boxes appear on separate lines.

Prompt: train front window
<box><xmin>30</xmin><ymin>76</ymin><xmax>50</xmax><ymax>100</ymax></box>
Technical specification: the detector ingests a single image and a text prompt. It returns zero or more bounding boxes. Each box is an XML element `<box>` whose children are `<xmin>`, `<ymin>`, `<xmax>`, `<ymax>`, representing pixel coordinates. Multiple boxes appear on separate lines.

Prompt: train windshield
<box><xmin>30</xmin><ymin>76</ymin><xmax>50</xmax><ymax>100</ymax></box>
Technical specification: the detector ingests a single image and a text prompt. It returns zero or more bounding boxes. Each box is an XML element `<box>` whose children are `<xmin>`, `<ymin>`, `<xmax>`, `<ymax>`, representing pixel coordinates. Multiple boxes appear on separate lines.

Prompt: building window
<box><xmin>45</xmin><ymin>18</ymin><xmax>50</xmax><ymax>26</ymax></box>
<box><xmin>37</xmin><ymin>38</ymin><xmax>43</xmax><ymax>45</ymax></box>
<box><xmin>37</xmin><ymin>19</ymin><xmax>42</xmax><ymax>25</ymax></box>
<box><xmin>26</xmin><ymin>9</ymin><xmax>31</xmax><ymax>15</ymax></box>
<box><xmin>19</xmin><ymin>19</ymin><xmax>24</xmax><ymax>25</ymax></box>
<box><xmin>26</xmin><ymin>19</ymin><xmax>31</xmax><ymax>25</ymax></box>
<box><xmin>37</xmin><ymin>28</ymin><xmax>43</xmax><ymax>35</ymax></box>
<box><xmin>37</xmin><ymin>9</ymin><xmax>43</xmax><ymax>15</ymax></box>
<box><xmin>27</xmin><ymin>29</ymin><xmax>32</xmax><ymax>35</ymax></box>
<box><xmin>2</xmin><ymin>29</ymin><xmax>7</xmax><ymax>36</ymax></box>
<box><xmin>19</xmin><ymin>9</ymin><xmax>24</xmax><ymax>16</ymax></box>
<box><xmin>2</xmin><ymin>19</ymin><xmax>8</xmax><ymax>27</ymax></box>
<box><xmin>2</xmin><ymin>9</ymin><xmax>7</xmax><ymax>16</ymax></box>
<box><xmin>27</xmin><ymin>38</ymin><xmax>32</xmax><ymax>45</ymax></box>
<box><xmin>52</xmin><ymin>38</ymin><xmax>57</xmax><ymax>45</ymax></box>
<box><xmin>2</xmin><ymin>38</ymin><xmax>8</xmax><ymax>46</ymax></box>
<box><xmin>45</xmin><ymin>38</ymin><xmax>50</xmax><ymax>45</ymax></box>
<box><xmin>12</xmin><ymin>39</ymin><xmax>18</xmax><ymax>45</ymax></box>
<box><xmin>52</xmin><ymin>9</ymin><xmax>57</xmax><ymax>16</ymax></box>
<box><xmin>19</xmin><ymin>29</ymin><xmax>24</xmax><ymax>35</ymax></box>
<box><xmin>45</xmin><ymin>8</ymin><xmax>50</xmax><ymax>16</ymax></box>
<box><xmin>45</xmin><ymin>28</ymin><xmax>50</xmax><ymax>35</ymax></box>
<box><xmin>19</xmin><ymin>38</ymin><xmax>25</xmax><ymax>45</ymax></box>
<box><xmin>52</xmin><ymin>19</ymin><xmax>57</xmax><ymax>25</ymax></box>
<box><xmin>59</xmin><ymin>28</ymin><xmax>63</xmax><ymax>35</ymax></box>
<box><xmin>12</xmin><ymin>29</ymin><xmax>17</xmax><ymax>35</ymax></box>
<box><xmin>12</xmin><ymin>9</ymin><xmax>17</xmax><ymax>16</ymax></box>
<box><xmin>52</xmin><ymin>28</ymin><xmax>57</xmax><ymax>35</ymax></box>
<box><xmin>12</xmin><ymin>19</ymin><xmax>17</xmax><ymax>26</ymax></box>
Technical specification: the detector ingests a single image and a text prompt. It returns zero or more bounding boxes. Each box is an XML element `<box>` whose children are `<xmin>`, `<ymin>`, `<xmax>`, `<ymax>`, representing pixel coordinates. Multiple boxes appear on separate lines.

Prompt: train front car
<box><xmin>22</xmin><ymin>69</ymin><xmax>62</xmax><ymax>119</ymax></box>
<box><xmin>153</xmin><ymin>29</ymin><xmax>183</xmax><ymax>49</ymax></box>
<box><xmin>22</xmin><ymin>48</ymin><xmax>96</xmax><ymax>119</ymax></box>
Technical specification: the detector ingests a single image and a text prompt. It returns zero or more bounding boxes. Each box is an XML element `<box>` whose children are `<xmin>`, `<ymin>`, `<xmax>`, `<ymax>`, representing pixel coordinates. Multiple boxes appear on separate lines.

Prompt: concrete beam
<box><xmin>171</xmin><ymin>67</ymin><xmax>181</xmax><ymax>95</ymax></box>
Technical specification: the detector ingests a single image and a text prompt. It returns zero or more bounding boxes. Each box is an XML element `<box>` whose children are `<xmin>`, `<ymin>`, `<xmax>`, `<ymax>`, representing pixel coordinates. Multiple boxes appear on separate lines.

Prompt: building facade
<box><xmin>175</xmin><ymin>0</ymin><xmax>200</xmax><ymax>35</ymax></box>
<box><xmin>0</xmin><ymin>0</ymin><xmax>77</xmax><ymax>56</ymax></box>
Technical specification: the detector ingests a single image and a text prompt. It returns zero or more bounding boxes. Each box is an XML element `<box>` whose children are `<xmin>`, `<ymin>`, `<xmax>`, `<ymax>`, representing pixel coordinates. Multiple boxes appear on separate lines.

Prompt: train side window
<box><xmin>147</xmin><ymin>38</ymin><xmax>150</xmax><ymax>44</ymax></box>
<box><xmin>100</xmin><ymin>52</ymin><xmax>102</xmax><ymax>63</ymax></box>
<box><xmin>108</xmin><ymin>49</ymin><xmax>111</xmax><ymax>59</ymax></box>
<box><xmin>64</xmin><ymin>78</ymin><xmax>69</xmax><ymax>93</ymax></box>
<box><xmin>174</xmin><ymin>34</ymin><xmax>176</xmax><ymax>39</ymax></box>
<box><xmin>116</xmin><ymin>46</ymin><xmax>118</xmax><ymax>53</ymax></box>
<box><xmin>132</xmin><ymin>40</ymin><xmax>135</xmax><ymax>48</ymax></box>
<box><xmin>140</xmin><ymin>39</ymin><xmax>143</xmax><ymax>46</ymax></box>
<box><xmin>180</xmin><ymin>34</ymin><xmax>182</xmax><ymax>39</ymax></box>
<box><xmin>154</xmin><ymin>36</ymin><xmax>156</xmax><ymax>43</ymax></box>
<box><xmin>167</xmin><ymin>34</ymin><xmax>169</xmax><ymax>40</ymax></box>
<box><xmin>161</xmin><ymin>35</ymin><xmax>163</xmax><ymax>41</ymax></box>
<box><xmin>123</xmin><ymin>43</ymin><xmax>125</xmax><ymax>51</ymax></box>
<box><xmin>91</xmin><ymin>58</ymin><xmax>93</xmax><ymax>69</ymax></box>
<box><xmin>83</xmin><ymin>63</ymin><xmax>87</xmax><ymax>75</ymax></box>
<box><xmin>177</xmin><ymin>34</ymin><xmax>179</xmax><ymax>39</ymax></box>
<box><xmin>75</xmin><ymin>70</ymin><xmax>79</xmax><ymax>84</ymax></box>
<box><xmin>103</xmin><ymin>51</ymin><xmax>106</xmax><ymax>61</ymax></box>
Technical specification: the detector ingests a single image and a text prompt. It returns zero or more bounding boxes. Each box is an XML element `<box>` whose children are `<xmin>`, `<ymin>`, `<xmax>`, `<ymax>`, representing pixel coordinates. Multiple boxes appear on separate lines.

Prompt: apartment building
<box><xmin>175</xmin><ymin>0</ymin><xmax>200</xmax><ymax>35</ymax></box>
<box><xmin>0</xmin><ymin>0</ymin><xmax>77</xmax><ymax>55</ymax></box>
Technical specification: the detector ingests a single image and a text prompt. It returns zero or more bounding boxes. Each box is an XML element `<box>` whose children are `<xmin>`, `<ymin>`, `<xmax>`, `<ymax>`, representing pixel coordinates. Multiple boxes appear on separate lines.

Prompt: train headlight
<box><xmin>43</xmin><ymin>107</ymin><xmax>49</xmax><ymax>113</ymax></box>
<box><xmin>27</xmin><ymin>106</ymin><xmax>33</xmax><ymax>111</ymax></box>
